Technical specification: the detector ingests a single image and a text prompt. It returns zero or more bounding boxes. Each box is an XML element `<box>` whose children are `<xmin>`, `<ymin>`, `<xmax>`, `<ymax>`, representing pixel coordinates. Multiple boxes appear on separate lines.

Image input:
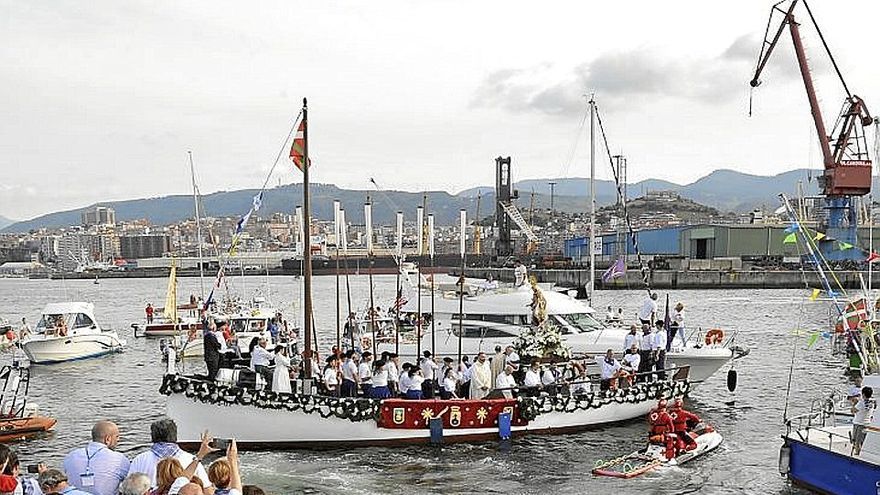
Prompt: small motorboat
<box><xmin>0</xmin><ymin>365</ymin><xmax>56</xmax><ymax>441</ymax></box>
<box><xmin>592</xmin><ymin>424</ymin><xmax>723</xmax><ymax>478</ymax></box>
<box><xmin>21</xmin><ymin>302</ymin><xmax>125</xmax><ymax>364</ymax></box>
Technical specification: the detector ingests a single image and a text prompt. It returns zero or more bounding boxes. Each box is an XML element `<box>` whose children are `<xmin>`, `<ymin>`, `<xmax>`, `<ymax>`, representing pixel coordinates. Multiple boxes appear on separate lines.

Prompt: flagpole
<box><xmin>395</xmin><ymin>211</ymin><xmax>403</xmax><ymax>355</ymax></box>
<box><xmin>301</xmin><ymin>98</ymin><xmax>314</xmax><ymax>382</ymax></box>
<box><xmin>366</xmin><ymin>199</ymin><xmax>378</xmax><ymax>358</ymax></box>
<box><xmin>340</xmin><ymin>208</ymin><xmax>355</xmax><ymax>350</ymax></box>
<box><xmin>428</xmin><ymin>213</ymin><xmax>436</xmax><ymax>356</ymax></box>
<box><xmin>334</xmin><ymin>200</ymin><xmax>341</xmax><ymax>354</ymax></box>
<box><xmin>416</xmin><ymin>205</ymin><xmax>423</xmax><ymax>361</ymax></box>
<box><xmin>457</xmin><ymin>209</ymin><xmax>466</xmax><ymax>367</ymax></box>
<box><xmin>589</xmin><ymin>95</ymin><xmax>597</xmax><ymax>304</ymax></box>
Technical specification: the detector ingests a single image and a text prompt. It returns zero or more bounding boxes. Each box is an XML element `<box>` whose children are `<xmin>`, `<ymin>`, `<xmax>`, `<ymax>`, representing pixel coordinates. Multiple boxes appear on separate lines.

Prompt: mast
<box><xmin>428</xmin><ymin>213</ymin><xmax>435</xmax><ymax>355</ymax></box>
<box><xmin>365</xmin><ymin>199</ymin><xmax>377</xmax><ymax>358</ymax></box>
<box><xmin>188</xmin><ymin>151</ymin><xmax>206</xmax><ymax>299</ymax></box>
<box><xmin>334</xmin><ymin>200</ymin><xmax>341</xmax><ymax>353</ymax></box>
<box><xmin>457</xmin><ymin>209</ymin><xmax>466</xmax><ymax>366</ymax></box>
<box><xmin>395</xmin><ymin>211</ymin><xmax>403</xmax><ymax>355</ymax></box>
<box><xmin>301</xmin><ymin>98</ymin><xmax>314</xmax><ymax>379</ymax></box>
<box><xmin>416</xmin><ymin>204</ymin><xmax>424</xmax><ymax>360</ymax></box>
<box><xmin>589</xmin><ymin>95</ymin><xmax>597</xmax><ymax>303</ymax></box>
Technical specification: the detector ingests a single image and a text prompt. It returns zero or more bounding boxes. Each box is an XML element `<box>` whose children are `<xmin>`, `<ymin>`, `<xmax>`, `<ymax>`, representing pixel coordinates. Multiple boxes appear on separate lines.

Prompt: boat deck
<box><xmin>789</xmin><ymin>425</ymin><xmax>880</xmax><ymax>464</ymax></box>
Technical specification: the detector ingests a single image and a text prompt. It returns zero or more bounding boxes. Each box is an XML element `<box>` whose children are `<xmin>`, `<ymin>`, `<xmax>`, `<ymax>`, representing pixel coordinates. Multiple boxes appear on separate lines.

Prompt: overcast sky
<box><xmin>2</xmin><ymin>0</ymin><xmax>879</xmax><ymax>221</ymax></box>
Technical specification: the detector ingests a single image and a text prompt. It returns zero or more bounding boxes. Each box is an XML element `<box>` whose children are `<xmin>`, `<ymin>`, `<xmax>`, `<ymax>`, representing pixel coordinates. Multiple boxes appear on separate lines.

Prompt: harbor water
<box><xmin>0</xmin><ymin>276</ymin><xmax>850</xmax><ymax>494</ymax></box>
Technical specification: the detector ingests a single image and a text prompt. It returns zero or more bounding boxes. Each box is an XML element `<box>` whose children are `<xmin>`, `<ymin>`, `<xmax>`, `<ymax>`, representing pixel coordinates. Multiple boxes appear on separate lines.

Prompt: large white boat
<box><xmin>387</xmin><ymin>279</ymin><xmax>743</xmax><ymax>384</ymax></box>
<box><xmin>162</xmin><ymin>366</ymin><xmax>692</xmax><ymax>448</ymax></box>
<box><xmin>21</xmin><ymin>302</ymin><xmax>125</xmax><ymax>364</ymax></box>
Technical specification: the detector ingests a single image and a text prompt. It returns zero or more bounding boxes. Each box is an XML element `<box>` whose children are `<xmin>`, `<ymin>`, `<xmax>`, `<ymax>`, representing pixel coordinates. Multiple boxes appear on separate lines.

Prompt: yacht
<box><xmin>21</xmin><ymin>302</ymin><xmax>125</xmax><ymax>364</ymax></box>
<box><xmin>386</xmin><ymin>278</ymin><xmax>743</xmax><ymax>384</ymax></box>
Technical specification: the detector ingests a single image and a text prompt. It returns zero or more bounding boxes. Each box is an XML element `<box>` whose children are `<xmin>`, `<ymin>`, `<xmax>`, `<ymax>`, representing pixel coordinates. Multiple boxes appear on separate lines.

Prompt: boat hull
<box><xmin>0</xmin><ymin>415</ymin><xmax>57</xmax><ymax>442</ymax></box>
<box><xmin>22</xmin><ymin>333</ymin><xmax>125</xmax><ymax>364</ymax></box>
<box><xmin>165</xmin><ymin>375</ymin><xmax>689</xmax><ymax>449</ymax></box>
<box><xmin>784</xmin><ymin>434</ymin><xmax>880</xmax><ymax>495</ymax></box>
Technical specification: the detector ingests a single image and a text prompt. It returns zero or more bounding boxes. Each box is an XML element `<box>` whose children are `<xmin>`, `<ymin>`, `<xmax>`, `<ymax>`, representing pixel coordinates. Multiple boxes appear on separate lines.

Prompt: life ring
<box><xmin>705</xmin><ymin>329</ymin><xmax>724</xmax><ymax>346</ymax></box>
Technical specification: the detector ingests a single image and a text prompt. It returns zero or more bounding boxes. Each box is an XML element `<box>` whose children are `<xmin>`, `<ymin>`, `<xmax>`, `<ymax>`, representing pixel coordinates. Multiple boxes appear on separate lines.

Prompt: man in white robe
<box><xmin>469</xmin><ymin>352</ymin><xmax>492</xmax><ymax>399</ymax></box>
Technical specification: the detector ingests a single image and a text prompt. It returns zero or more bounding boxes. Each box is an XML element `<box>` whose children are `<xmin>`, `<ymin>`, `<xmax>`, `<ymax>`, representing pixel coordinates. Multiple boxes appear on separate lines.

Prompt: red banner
<box><xmin>378</xmin><ymin>398</ymin><xmax>526</xmax><ymax>429</ymax></box>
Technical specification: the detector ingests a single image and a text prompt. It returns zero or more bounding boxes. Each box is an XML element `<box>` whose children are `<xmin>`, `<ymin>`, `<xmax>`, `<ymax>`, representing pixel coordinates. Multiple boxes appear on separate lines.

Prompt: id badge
<box><xmin>81</xmin><ymin>472</ymin><xmax>95</xmax><ymax>487</ymax></box>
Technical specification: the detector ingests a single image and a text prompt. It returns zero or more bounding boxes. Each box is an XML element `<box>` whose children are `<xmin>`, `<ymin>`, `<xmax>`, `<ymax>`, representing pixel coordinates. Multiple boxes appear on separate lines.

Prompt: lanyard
<box><xmin>84</xmin><ymin>445</ymin><xmax>105</xmax><ymax>470</ymax></box>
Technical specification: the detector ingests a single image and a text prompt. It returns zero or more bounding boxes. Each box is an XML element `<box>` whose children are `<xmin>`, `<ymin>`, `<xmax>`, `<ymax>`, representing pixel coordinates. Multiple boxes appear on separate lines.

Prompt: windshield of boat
<box><xmin>36</xmin><ymin>314</ymin><xmax>66</xmax><ymax>332</ymax></box>
<box><xmin>554</xmin><ymin>313</ymin><xmax>605</xmax><ymax>333</ymax></box>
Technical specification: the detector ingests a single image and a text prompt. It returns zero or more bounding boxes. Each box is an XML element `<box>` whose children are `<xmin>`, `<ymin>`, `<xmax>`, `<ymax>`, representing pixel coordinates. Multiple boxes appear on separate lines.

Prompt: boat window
<box><xmin>555</xmin><ymin>313</ymin><xmax>605</xmax><ymax>332</ymax></box>
<box><xmin>36</xmin><ymin>315</ymin><xmax>59</xmax><ymax>332</ymax></box>
<box><xmin>451</xmin><ymin>326</ymin><xmax>516</xmax><ymax>339</ymax></box>
<box><xmin>74</xmin><ymin>313</ymin><xmax>94</xmax><ymax>328</ymax></box>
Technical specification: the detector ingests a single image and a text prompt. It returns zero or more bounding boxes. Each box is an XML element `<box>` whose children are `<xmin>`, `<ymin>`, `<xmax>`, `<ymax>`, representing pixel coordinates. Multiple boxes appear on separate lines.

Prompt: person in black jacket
<box><xmin>203</xmin><ymin>319</ymin><xmax>222</xmax><ymax>380</ymax></box>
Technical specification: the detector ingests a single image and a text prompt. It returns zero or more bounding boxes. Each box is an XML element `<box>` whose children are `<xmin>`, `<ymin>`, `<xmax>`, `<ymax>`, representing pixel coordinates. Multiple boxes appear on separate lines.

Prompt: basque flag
<box><xmin>289</xmin><ymin>119</ymin><xmax>311</xmax><ymax>171</ymax></box>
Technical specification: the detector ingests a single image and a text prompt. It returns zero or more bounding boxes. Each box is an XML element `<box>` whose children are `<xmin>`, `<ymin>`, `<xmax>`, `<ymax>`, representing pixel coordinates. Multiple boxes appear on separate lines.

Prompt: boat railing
<box><xmin>784</xmin><ymin>391</ymin><xmax>851</xmax><ymax>448</ymax></box>
<box><xmin>492</xmin><ymin>364</ymin><xmax>691</xmax><ymax>394</ymax></box>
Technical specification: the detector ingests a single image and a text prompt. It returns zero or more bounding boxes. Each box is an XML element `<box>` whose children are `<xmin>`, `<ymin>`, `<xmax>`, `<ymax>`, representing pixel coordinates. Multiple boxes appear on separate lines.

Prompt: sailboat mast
<box><xmin>589</xmin><ymin>95</ymin><xmax>597</xmax><ymax>304</ymax></box>
<box><xmin>188</xmin><ymin>151</ymin><xmax>206</xmax><ymax>299</ymax></box>
<box><xmin>301</xmin><ymin>98</ymin><xmax>314</xmax><ymax>380</ymax></box>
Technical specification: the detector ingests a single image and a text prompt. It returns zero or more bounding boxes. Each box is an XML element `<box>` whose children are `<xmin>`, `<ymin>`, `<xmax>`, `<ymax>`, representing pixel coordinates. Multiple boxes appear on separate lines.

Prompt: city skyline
<box><xmin>3</xmin><ymin>0</ymin><xmax>879</xmax><ymax>221</ymax></box>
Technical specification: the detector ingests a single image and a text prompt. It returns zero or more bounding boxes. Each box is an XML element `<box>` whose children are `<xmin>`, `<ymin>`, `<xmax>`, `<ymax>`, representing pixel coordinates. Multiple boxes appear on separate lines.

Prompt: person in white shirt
<box><xmin>420</xmin><ymin>351</ymin><xmax>439</xmax><ymax>399</ymax></box>
<box><xmin>469</xmin><ymin>353</ymin><xmax>492</xmax><ymax>399</ymax></box>
<box><xmin>514</xmin><ymin>260</ymin><xmax>528</xmax><ymax>287</ymax></box>
<box><xmin>406</xmin><ymin>368</ymin><xmax>425</xmax><ymax>400</ymax></box>
<box><xmin>399</xmin><ymin>363</ymin><xmax>413</xmax><ymax>397</ymax></box>
<box><xmin>541</xmin><ymin>363</ymin><xmax>560</xmax><ymax>395</ymax></box>
<box><xmin>622</xmin><ymin>344</ymin><xmax>641</xmax><ymax>376</ymax></box>
<box><xmin>653</xmin><ymin>321</ymin><xmax>668</xmax><ymax>378</ymax></box>
<box><xmin>523</xmin><ymin>361</ymin><xmax>542</xmax><ymax>396</ymax></box>
<box><xmin>458</xmin><ymin>356</ymin><xmax>472</xmax><ymax>398</ymax></box>
<box><xmin>605</xmin><ymin>306</ymin><xmax>615</xmax><ymax>323</ymax></box>
<box><xmin>638</xmin><ymin>325</ymin><xmax>654</xmax><ymax>379</ymax></box>
<box><xmin>440</xmin><ymin>368</ymin><xmax>459</xmax><ymax>399</ymax></box>
<box><xmin>370</xmin><ymin>359</ymin><xmax>391</xmax><ymax>399</ymax></box>
<box><xmin>852</xmin><ymin>386</ymin><xmax>876</xmax><ymax>455</ymax></box>
<box><xmin>358</xmin><ymin>352</ymin><xmax>374</xmax><ymax>397</ymax></box>
<box><xmin>600</xmin><ymin>349</ymin><xmax>623</xmax><ymax>391</ymax></box>
<box><xmin>386</xmin><ymin>353</ymin><xmax>400</xmax><ymax>395</ymax></box>
<box><xmin>623</xmin><ymin>325</ymin><xmax>640</xmax><ymax>353</ymax></box>
<box><xmin>495</xmin><ymin>365</ymin><xmax>516</xmax><ymax>399</ymax></box>
<box><xmin>571</xmin><ymin>368</ymin><xmax>591</xmax><ymax>395</ymax></box>
<box><xmin>127</xmin><ymin>419</ymin><xmax>210</xmax><ymax>488</ymax></box>
<box><xmin>322</xmin><ymin>355</ymin><xmax>340</xmax><ymax>396</ymax></box>
<box><xmin>249</xmin><ymin>338</ymin><xmax>275</xmax><ymax>386</ymax></box>
<box><xmin>670</xmin><ymin>302</ymin><xmax>686</xmax><ymax>347</ymax></box>
<box><xmin>271</xmin><ymin>345</ymin><xmax>292</xmax><ymax>394</ymax></box>
<box><xmin>340</xmin><ymin>351</ymin><xmax>359</xmax><ymax>397</ymax></box>
<box><xmin>504</xmin><ymin>346</ymin><xmax>520</xmax><ymax>370</ymax></box>
<box><xmin>638</xmin><ymin>292</ymin><xmax>659</xmax><ymax>325</ymax></box>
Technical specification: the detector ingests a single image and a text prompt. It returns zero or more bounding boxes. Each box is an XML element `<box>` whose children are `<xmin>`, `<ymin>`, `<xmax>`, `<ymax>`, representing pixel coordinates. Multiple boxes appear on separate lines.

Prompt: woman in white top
<box><xmin>272</xmin><ymin>345</ymin><xmax>292</xmax><ymax>394</ymax></box>
<box><xmin>440</xmin><ymin>368</ymin><xmax>459</xmax><ymax>399</ymax></box>
<box><xmin>406</xmin><ymin>368</ymin><xmax>424</xmax><ymax>400</ymax></box>
<box><xmin>370</xmin><ymin>360</ymin><xmax>391</xmax><ymax>399</ymax></box>
<box><xmin>323</xmin><ymin>356</ymin><xmax>340</xmax><ymax>396</ymax></box>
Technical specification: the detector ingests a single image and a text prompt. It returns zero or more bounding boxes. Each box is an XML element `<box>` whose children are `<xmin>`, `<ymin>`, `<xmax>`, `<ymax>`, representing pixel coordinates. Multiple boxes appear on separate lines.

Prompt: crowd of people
<box><xmin>0</xmin><ymin>419</ymin><xmax>266</xmax><ymax>495</ymax></box>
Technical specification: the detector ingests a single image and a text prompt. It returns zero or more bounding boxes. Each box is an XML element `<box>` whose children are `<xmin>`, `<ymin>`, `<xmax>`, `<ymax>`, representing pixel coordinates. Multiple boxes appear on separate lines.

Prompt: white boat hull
<box><xmin>22</xmin><ymin>333</ymin><xmax>125</xmax><ymax>364</ymax></box>
<box><xmin>164</xmin><ymin>375</ymin><xmax>689</xmax><ymax>448</ymax></box>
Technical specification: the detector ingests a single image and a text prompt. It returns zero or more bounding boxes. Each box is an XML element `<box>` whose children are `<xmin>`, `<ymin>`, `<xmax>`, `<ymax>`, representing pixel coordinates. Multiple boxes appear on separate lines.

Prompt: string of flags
<box><xmin>782</xmin><ymin>222</ymin><xmax>877</xmax><ymax>261</ymax></box>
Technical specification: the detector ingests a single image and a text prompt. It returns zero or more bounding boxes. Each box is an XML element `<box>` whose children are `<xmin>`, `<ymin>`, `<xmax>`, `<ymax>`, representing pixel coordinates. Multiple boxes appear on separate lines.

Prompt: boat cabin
<box><xmin>34</xmin><ymin>302</ymin><xmax>103</xmax><ymax>337</ymax></box>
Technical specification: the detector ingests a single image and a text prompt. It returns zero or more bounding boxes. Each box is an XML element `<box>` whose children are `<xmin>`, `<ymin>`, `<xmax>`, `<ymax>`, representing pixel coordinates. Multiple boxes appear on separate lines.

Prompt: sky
<box><xmin>2</xmin><ymin>0</ymin><xmax>879</xmax><ymax>221</ymax></box>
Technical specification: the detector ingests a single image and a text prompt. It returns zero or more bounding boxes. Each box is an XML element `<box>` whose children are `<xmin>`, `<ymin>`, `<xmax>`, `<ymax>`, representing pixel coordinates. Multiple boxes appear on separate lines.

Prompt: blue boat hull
<box><xmin>786</xmin><ymin>436</ymin><xmax>880</xmax><ymax>495</ymax></box>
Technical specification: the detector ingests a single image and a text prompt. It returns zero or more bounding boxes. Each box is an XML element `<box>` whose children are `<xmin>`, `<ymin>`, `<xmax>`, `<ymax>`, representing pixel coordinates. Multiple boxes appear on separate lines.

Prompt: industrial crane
<box><xmin>750</xmin><ymin>0</ymin><xmax>874</xmax><ymax>260</ymax></box>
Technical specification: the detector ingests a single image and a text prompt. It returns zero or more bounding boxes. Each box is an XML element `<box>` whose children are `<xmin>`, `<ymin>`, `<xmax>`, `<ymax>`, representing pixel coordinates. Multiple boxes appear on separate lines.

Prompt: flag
<box><xmin>289</xmin><ymin>119</ymin><xmax>310</xmax><ymax>171</ymax></box>
<box><xmin>393</xmin><ymin>288</ymin><xmax>408</xmax><ymax>311</ymax></box>
<box><xmin>868</xmin><ymin>252</ymin><xmax>880</xmax><ymax>263</ymax></box>
<box><xmin>809</xmin><ymin>288</ymin><xmax>821</xmax><ymax>301</ymax></box>
<box><xmin>601</xmin><ymin>258</ymin><xmax>626</xmax><ymax>283</ymax></box>
<box><xmin>806</xmin><ymin>331</ymin><xmax>820</xmax><ymax>349</ymax></box>
<box><xmin>784</xmin><ymin>222</ymin><xmax>800</xmax><ymax>233</ymax></box>
<box><xmin>814</xmin><ymin>232</ymin><xmax>826</xmax><ymax>241</ymax></box>
<box><xmin>839</xmin><ymin>241</ymin><xmax>854</xmax><ymax>250</ymax></box>
<box><xmin>843</xmin><ymin>298</ymin><xmax>868</xmax><ymax>330</ymax></box>
<box><xmin>783</xmin><ymin>233</ymin><xmax>797</xmax><ymax>244</ymax></box>
<box><xmin>252</xmin><ymin>192</ymin><xmax>263</xmax><ymax>212</ymax></box>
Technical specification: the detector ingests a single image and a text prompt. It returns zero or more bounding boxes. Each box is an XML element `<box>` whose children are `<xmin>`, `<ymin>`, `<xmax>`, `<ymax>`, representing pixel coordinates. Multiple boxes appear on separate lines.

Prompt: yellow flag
<box><xmin>814</xmin><ymin>232</ymin><xmax>826</xmax><ymax>241</ymax></box>
<box><xmin>809</xmin><ymin>288</ymin><xmax>821</xmax><ymax>301</ymax></box>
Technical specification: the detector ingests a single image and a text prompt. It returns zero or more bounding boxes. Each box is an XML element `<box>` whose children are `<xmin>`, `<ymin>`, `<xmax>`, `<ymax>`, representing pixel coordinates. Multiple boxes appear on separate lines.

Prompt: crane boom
<box><xmin>750</xmin><ymin>0</ymin><xmax>873</xmax><ymax>197</ymax></box>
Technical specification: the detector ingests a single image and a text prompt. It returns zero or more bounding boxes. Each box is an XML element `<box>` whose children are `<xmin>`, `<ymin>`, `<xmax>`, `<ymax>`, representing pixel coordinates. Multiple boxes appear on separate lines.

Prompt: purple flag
<box><xmin>601</xmin><ymin>258</ymin><xmax>626</xmax><ymax>283</ymax></box>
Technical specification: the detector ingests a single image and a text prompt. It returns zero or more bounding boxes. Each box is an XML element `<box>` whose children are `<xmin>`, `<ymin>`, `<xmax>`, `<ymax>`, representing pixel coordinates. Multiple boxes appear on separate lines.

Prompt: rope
<box><xmin>594</xmin><ymin>105</ymin><xmax>652</xmax><ymax>295</ymax></box>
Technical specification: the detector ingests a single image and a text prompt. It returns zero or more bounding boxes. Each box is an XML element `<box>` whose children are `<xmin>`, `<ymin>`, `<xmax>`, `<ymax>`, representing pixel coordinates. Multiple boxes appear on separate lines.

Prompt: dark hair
<box><xmin>423</xmin><ymin>350</ymin><xmax>432</xmax><ymax>358</ymax></box>
<box><xmin>150</xmin><ymin>419</ymin><xmax>178</xmax><ymax>444</ymax></box>
<box><xmin>864</xmin><ymin>386</ymin><xmax>874</xmax><ymax>399</ymax></box>
<box><xmin>243</xmin><ymin>485</ymin><xmax>267</xmax><ymax>495</ymax></box>
<box><xmin>373</xmin><ymin>359</ymin><xmax>386</xmax><ymax>371</ymax></box>
<box><xmin>444</xmin><ymin>368</ymin><xmax>454</xmax><ymax>379</ymax></box>
<box><xmin>274</xmin><ymin>345</ymin><xmax>286</xmax><ymax>354</ymax></box>
<box><xmin>494</xmin><ymin>345</ymin><xmax>502</xmax><ymax>352</ymax></box>
<box><xmin>0</xmin><ymin>444</ymin><xmax>10</xmax><ymax>469</ymax></box>
<box><xmin>38</xmin><ymin>469</ymin><xmax>67</xmax><ymax>490</ymax></box>
<box><xmin>401</xmin><ymin>363</ymin><xmax>412</xmax><ymax>372</ymax></box>
<box><xmin>3</xmin><ymin>450</ymin><xmax>17</xmax><ymax>475</ymax></box>
<box><xmin>388</xmin><ymin>353</ymin><xmax>398</xmax><ymax>359</ymax></box>
<box><xmin>362</xmin><ymin>351</ymin><xmax>372</xmax><ymax>359</ymax></box>
<box><xmin>248</xmin><ymin>337</ymin><xmax>259</xmax><ymax>354</ymax></box>
<box><xmin>345</xmin><ymin>350</ymin><xmax>354</xmax><ymax>359</ymax></box>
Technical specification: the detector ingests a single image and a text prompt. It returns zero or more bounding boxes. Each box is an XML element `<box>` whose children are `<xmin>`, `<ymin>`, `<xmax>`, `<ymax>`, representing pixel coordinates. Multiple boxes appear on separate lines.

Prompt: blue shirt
<box><xmin>58</xmin><ymin>486</ymin><xmax>92</xmax><ymax>495</ymax></box>
<box><xmin>62</xmin><ymin>442</ymin><xmax>130</xmax><ymax>495</ymax></box>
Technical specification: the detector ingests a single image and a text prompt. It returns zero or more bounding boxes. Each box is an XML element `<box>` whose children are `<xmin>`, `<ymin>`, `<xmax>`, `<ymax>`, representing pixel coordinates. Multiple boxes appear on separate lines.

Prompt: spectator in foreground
<box><xmin>206</xmin><ymin>440</ymin><xmax>242</xmax><ymax>495</ymax></box>
<box><xmin>128</xmin><ymin>420</ymin><xmax>210</xmax><ymax>488</ymax></box>
<box><xmin>38</xmin><ymin>469</ymin><xmax>89</xmax><ymax>495</ymax></box>
<box><xmin>63</xmin><ymin>420</ymin><xmax>130</xmax><ymax>495</ymax></box>
<box><xmin>4</xmin><ymin>449</ymin><xmax>44</xmax><ymax>495</ymax></box>
<box><xmin>117</xmin><ymin>473</ymin><xmax>151</xmax><ymax>495</ymax></box>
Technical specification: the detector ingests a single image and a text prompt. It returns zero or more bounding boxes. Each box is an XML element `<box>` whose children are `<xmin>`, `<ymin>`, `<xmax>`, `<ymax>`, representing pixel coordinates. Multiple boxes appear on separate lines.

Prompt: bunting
<box><xmin>784</xmin><ymin>222</ymin><xmax>800</xmax><ymax>233</ymax></box>
<box><xmin>783</xmin><ymin>233</ymin><xmax>797</xmax><ymax>244</ymax></box>
<box><xmin>814</xmin><ymin>232</ymin><xmax>826</xmax><ymax>241</ymax></box>
<box><xmin>838</xmin><ymin>241</ymin><xmax>854</xmax><ymax>251</ymax></box>
<box><xmin>868</xmin><ymin>252</ymin><xmax>880</xmax><ymax>263</ymax></box>
<box><xmin>809</xmin><ymin>288</ymin><xmax>821</xmax><ymax>301</ymax></box>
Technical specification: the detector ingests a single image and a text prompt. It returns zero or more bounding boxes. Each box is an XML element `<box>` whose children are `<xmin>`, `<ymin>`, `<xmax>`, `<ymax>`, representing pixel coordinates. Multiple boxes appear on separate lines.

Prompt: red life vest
<box><xmin>649</xmin><ymin>409</ymin><xmax>673</xmax><ymax>436</ymax></box>
<box><xmin>670</xmin><ymin>407</ymin><xmax>700</xmax><ymax>432</ymax></box>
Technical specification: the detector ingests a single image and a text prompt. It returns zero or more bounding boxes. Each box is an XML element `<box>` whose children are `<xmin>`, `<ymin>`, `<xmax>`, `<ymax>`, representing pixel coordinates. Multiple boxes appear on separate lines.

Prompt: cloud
<box><xmin>470</xmin><ymin>33</ymin><xmax>824</xmax><ymax>116</ymax></box>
